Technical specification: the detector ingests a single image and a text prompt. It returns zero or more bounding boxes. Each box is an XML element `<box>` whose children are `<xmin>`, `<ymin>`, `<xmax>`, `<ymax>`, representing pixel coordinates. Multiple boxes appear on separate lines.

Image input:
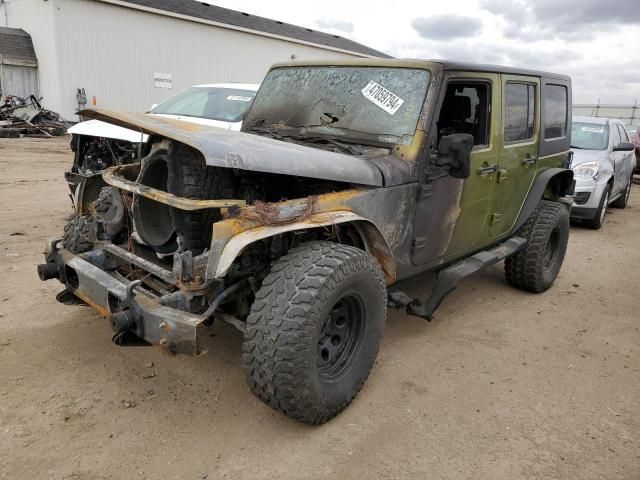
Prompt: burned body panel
<box><xmin>39</xmin><ymin>58</ymin><xmax>575</xmax><ymax>425</ymax></box>
<box><xmin>80</xmin><ymin>109</ymin><xmax>385</xmax><ymax>187</ymax></box>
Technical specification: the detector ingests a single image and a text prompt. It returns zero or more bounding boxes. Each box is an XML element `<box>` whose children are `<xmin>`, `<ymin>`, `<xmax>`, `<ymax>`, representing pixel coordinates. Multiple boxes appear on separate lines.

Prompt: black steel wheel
<box><xmin>243</xmin><ymin>241</ymin><xmax>387</xmax><ymax>424</ymax></box>
<box><xmin>317</xmin><ymin>294</ymin><xmax>365</xmax><ymax>380</ymax></box>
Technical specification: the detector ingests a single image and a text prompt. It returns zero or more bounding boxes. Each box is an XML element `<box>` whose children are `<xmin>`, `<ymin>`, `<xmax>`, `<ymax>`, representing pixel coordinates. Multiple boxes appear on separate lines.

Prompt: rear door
<box><xmin>489</xmin><ymin>75</ymin><xmax>540</xmax><ymax>237</ymax></box>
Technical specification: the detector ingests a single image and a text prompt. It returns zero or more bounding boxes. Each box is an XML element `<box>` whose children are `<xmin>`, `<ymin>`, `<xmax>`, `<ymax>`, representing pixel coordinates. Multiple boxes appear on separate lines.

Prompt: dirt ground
<box><xmin>0</xmin><ymin>137</ymin><xmax>638</xmax><ymax>480</ymax></box>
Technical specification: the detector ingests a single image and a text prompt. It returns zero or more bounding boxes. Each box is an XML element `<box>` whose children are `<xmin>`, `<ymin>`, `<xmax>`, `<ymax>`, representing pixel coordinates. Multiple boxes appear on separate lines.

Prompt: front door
<box><xmin>489</xmin><ymin>75</ymin><xmax>540</xmax><ymax>237</ymax></box>
<box><xmin>411</xmin><ymin>72</ymin><xmax>499</xmax><ymax>266</ymax></box>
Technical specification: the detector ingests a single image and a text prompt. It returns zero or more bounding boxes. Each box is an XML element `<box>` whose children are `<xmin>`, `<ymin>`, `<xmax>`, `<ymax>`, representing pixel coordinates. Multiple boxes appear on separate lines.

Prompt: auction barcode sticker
<box><xmin>361</xmin><ymin>80</ymin><xmax>404</xmax><ymax>115</ymax></box>
<box><xmin>227</xmin><ymin>95</ymin><xmax>253</xmax><ymax>102</ymax></box>
<box><xmin>581</xmin><ymin>126</ymin><xmax>604</xmax><ymax>133</ymax></box>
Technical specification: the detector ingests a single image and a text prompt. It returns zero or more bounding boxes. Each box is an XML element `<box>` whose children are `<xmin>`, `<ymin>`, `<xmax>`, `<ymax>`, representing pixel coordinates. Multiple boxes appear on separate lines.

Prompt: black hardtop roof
<box><xmin>268</xmin><ymin>58</ymin><xmax>570</xmax><ymax>82</ymax></box>
<box><xmin>435</xmin><ymin>59</ymin><xmax>571</xmax><ymax>82</ymax></box>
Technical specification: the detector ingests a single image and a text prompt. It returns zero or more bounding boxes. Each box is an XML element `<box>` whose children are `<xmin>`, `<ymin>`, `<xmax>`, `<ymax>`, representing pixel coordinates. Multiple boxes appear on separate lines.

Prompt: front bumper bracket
<box><xmin>39</xmin><ymin>239</ymin><xmax>207</xmax><ymax>355</ymax></box>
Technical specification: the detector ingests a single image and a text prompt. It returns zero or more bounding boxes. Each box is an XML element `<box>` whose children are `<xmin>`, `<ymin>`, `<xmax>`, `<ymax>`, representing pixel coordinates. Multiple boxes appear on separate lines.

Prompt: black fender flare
<box><xmin>513</xmin><ymin>168</ymin><xmax>574</xmax><ymax>232</ymax></box>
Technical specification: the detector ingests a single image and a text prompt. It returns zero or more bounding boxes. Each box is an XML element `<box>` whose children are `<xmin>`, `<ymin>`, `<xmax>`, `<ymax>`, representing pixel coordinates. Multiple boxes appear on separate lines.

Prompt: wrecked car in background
<box><xmin>38</xmin><ymin>60</ymin><xmax>574</xmax><ymax>424</ymax></box>
<box><xmin>570</xmin><ymin>116</ymin><xmax>636</xmax><ymax>229</ymax></box>
<box><xmin>65</xmin><ymin>83</ymin><xmax>259</xmax><ymax>209</ymax></box>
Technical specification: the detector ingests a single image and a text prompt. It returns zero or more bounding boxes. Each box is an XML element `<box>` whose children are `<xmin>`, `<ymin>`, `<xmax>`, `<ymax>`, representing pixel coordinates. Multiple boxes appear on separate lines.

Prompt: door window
<box><xmin>437</xmin><ymin>82</ymin><xmax>491</xmax><ymax>147</ymax></box>
<box><xmin>617</xmin><ymin>124</ymin><xmax>629</xmax><ymax>143</ymax></box>
<box><xmin>612</xmin><ymin>123</ymin><xmax>622</xmax><ymax>148</ymax></box>
<box><xmin>504</xmin><ymin>83</ymin><xmax>536</xmax><ymax>143</ymax></box>
<box><xmin>543</xmin><ymin>85</ymin><xmax>567</xmax><ymax>139</ymax></box>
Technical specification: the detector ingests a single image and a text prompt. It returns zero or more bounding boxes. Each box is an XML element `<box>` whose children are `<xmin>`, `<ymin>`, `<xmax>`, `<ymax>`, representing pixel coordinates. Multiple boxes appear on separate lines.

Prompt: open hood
<box><xmin>79</xmin><ymin>109</ymin><xmax>384</xmax><ymax>187</ymax></box>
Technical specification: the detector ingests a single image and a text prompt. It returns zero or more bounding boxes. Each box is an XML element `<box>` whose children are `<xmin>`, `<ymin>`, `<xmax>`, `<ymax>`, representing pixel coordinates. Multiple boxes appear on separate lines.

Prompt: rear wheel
<box><xmin>505</xmin><ymin>200</ymin><xmax>569</xmax><ymax>293</ymax></box>
<box><xmin>583</xmin><ymin>185</ymin><xmax>610</xmax><ymax>229</ymax></box>
<box><xmin>242</xmin><ymin>241</ymin><xmax>386</xmax><ymax>424</ymax></box>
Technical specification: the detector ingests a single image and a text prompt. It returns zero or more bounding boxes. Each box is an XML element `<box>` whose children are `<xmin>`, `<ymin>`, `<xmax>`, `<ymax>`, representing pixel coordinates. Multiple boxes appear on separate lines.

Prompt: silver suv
<box><xmin>570</xmin><ymin>116</ymin><xmax>636</xmax><ymax>229</ymax></box>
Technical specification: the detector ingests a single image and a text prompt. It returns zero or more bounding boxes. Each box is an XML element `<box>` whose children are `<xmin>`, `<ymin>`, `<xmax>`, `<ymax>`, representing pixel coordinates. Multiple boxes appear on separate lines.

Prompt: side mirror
<box><xmin>613</xmin><ymin>142</ymin><xmax>635</xmax><ymax>152</ymax></box>
<box><xmin>435</xmin><ymin>133</ymin><xmax>474</xmax><ymax>179</ymax></box>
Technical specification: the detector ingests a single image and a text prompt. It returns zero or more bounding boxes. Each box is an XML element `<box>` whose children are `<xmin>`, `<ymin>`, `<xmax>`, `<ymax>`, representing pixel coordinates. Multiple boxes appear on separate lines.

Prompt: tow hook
<box><xmin>110</xmin><ymin>309</ymin><xmax>136</xmax><ymax>332</ymax></box>
<box><xmin>110</xmin><ymin>280</ymin><xmax>149</xmax><ymax>347</ymax></box>
<box><xmin>37</xmin><ymin>262</ymin><xmax>59</xmax><ymax>281</ymax></box>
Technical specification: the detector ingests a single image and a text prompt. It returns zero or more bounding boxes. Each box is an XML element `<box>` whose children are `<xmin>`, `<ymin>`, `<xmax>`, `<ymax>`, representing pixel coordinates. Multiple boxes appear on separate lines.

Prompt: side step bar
<box><xmin>389</xmin><ymin>237</ymin><xmax>526</xmax><ymax>321</ymax></box>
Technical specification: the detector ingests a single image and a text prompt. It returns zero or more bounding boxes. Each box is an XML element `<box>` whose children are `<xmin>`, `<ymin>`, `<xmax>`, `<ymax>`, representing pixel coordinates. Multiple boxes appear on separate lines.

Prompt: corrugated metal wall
<box><xmin>8</xmin><ymin>0</ymin><xmax>361</xmax><ymax>120</ymax></box>
<box><xmin>5</xmin><ymin>0</ymin><xmax>62</xmax><ymax>113</ymax></box>
<box><xmin>573</xmin><ymin>104</ymin><xmax>640</xmax><ymax>126</ymax></box>
<box><xmin>0</xmin><ymin>64</ymin><xmax>39</xmax><ymax>98</ymax></box>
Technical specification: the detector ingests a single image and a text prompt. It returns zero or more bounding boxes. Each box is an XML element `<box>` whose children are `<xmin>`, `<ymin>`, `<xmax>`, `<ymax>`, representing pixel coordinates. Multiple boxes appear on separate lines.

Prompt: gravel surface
<box><xmin>0</xmin><ymin>137</ymin><xmax>638</xmax><ymax>479</ymax></box>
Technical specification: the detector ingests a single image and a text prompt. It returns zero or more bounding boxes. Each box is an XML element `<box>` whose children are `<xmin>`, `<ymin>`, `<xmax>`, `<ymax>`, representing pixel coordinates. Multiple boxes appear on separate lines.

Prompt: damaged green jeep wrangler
<box><xmin>38</xmin><ymin>60</ymin><xmax>574</xmax><ymax>424</ymax></box>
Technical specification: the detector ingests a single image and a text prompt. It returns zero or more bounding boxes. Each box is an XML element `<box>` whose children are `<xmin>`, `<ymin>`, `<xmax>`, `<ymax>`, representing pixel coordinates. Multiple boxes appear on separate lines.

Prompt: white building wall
<box><xmin>8</xmin><ymin>0</ymin><xmax>361</xmax><ymax>120</ymax></box>
<box><xmin>4</xmin><ymin>0</ymin><xmax>64</xmax><ymax>114</ymax></box>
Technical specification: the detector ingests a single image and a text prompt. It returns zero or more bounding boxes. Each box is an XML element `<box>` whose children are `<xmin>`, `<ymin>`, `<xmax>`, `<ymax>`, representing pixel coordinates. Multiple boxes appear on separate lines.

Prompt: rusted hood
<box><xmin>80</xmin><ymin>109</ymin><xmax>384</xmax><ymax>187</ymax></box>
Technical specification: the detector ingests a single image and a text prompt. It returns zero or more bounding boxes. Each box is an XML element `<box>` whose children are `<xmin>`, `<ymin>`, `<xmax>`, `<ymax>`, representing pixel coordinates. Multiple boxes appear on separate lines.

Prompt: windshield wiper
<box><xmin>300</xmin><ymin>137</ymin><xmax>362</xmax><ymax>155</ymax></box>
<box><xmin>244</xmin><ymin>125</ymin><xmax>285</xmax><ymax>139</ymax></box>
<box><xmin>570</xmin><ymin>145</ymin><xmax>583</xmax><ymax>149</ymax></box>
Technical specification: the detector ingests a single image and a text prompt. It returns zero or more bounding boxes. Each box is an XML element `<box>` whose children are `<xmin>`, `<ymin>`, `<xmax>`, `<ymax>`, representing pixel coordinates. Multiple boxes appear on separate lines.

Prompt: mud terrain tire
<box><xmin>505</xmin><ymin>200</ymin><xmax>569</xmax><ymax>293</ymax></box>
<box><xmin>94</xmin><ymin>186</ymin><xmax>125</xmax><ymax>240</ymax></box>
<box><xmin>243</xmin><ymin>241</ymin><xmax>386</xmax><ymax>424</ymax></box>
<box><xmin>167</xmin><ymin>144</ymin><xmax>235</xmax><ymax>251</ymax></box>
<box><xmin>62</xmin><ymin>215</ymin><xmax>97</xmax><ymax>254</ymax></box>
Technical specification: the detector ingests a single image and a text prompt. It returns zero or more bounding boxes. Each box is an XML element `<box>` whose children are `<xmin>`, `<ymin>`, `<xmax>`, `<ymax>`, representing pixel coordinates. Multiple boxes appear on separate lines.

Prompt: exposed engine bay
<box><xmin>66</xmin><ymin>137</ymin><xmax>363</xmax><ymax>327</ymax></box>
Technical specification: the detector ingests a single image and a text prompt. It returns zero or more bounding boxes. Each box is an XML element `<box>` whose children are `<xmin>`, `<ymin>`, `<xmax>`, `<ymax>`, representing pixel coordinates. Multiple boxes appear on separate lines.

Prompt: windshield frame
<box><xmin>243</xmin><ymin>66</ymin><xmax>431</xmax><ymax>146</ymax></box>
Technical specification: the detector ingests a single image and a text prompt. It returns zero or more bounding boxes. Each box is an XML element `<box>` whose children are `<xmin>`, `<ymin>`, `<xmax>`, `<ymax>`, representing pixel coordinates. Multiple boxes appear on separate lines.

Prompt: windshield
<box><xmin>571</xmin><ymin>122</ymin><xmax>609</xmax><ymax>150</ymax></box>
<box><xmin>151</xmin><ymin>87</ymin><xmax>256</xmax><ymax>122</ymax></box>
<box><xmin>244</xmin><ymin>66</ymin><xmax>430</xmax><ymax>144</ymax></box>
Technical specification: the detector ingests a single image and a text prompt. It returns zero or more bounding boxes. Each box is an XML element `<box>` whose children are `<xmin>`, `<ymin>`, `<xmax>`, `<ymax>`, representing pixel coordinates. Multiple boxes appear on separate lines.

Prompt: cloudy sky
<box><xmin>212</xmin><ymin>0</ymin><xmax>640</xmax><ymax>105</ymax></box>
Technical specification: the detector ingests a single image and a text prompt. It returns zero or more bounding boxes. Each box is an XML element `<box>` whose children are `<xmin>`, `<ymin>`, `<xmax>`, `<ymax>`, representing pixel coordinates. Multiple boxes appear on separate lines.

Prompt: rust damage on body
<box><xmin>103</xmin><ymin>164</ymin><xmax>247</xmax><ymax>210</ymax></box>
<box><xmin>209</xmin><ymin>187</ymin><xmax>407</xmax><ymax>284</ymax></box>
<box><xmin>100</xmin><ymin>157</ymin><xmax>403</xmax><ymax>284</ymax></box>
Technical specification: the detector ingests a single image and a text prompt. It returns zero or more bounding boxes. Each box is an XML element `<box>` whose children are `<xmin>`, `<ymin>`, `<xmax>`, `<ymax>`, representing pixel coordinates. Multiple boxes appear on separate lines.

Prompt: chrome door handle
<box><xmin>477</xmin><ymin>164</ymin><xmax>498</xmax><ymax>175</ymax></box>
<box><xmin>522</xmin><ymin>155</ymin><xmax>538</xmax><ymax>166</ymax></box>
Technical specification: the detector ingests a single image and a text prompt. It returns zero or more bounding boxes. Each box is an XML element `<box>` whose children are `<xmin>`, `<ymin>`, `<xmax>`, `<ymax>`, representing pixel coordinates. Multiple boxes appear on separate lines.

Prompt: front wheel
<box><xmin>583</xmin><ymin>185</ymin><xmax>610</xmax><ymax>229</ymax></box>
<box><xmin>611</xmin><ymin>178</ymin><xmax>631</xmax><ymax>209</ymax></box>
<box><xmin>505</xmin><ymin>200</ymin><xmax>569</xmax><ymax>293</ymax></box>
<box><xmin>242</xmin><ymin>241</ymin><xmax>387</xmax><ymax>424</ymax></box>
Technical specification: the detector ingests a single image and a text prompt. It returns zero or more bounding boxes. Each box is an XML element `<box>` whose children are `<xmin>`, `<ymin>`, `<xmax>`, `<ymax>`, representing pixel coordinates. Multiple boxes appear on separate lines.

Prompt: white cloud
<box><xmin>208</xmin><ymin>0</ymin><xmax>640</xmax><ymax>104</ymax></box>
<box><xmin>411</xmin><ymin>15</ymin><xmax>483</xmax><ymax>40</ymax></box>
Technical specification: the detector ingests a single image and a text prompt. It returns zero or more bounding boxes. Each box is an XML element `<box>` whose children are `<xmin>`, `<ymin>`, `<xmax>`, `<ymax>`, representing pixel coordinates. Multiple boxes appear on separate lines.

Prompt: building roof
<box><xmin>108</xmin><ymin>0</ymin><xmax>391</xmax><ymax>58</ymax></box>
<box><xmin>0</xmin><ymin>27</ymin><xmax>38</xmax><ymax>66</ymax></box>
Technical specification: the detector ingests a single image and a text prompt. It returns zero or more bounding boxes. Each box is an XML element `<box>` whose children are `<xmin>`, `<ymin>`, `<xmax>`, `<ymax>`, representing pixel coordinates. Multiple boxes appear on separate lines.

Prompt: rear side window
<box><xmin>504</xmin><ymin>83</ymin><xmax>535</xmax><ymax>143</ymax></box>
<box><xmin>544</xmin><ymin>84</ymin><xmax>568</xmax><ymax>139</ymax></box>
